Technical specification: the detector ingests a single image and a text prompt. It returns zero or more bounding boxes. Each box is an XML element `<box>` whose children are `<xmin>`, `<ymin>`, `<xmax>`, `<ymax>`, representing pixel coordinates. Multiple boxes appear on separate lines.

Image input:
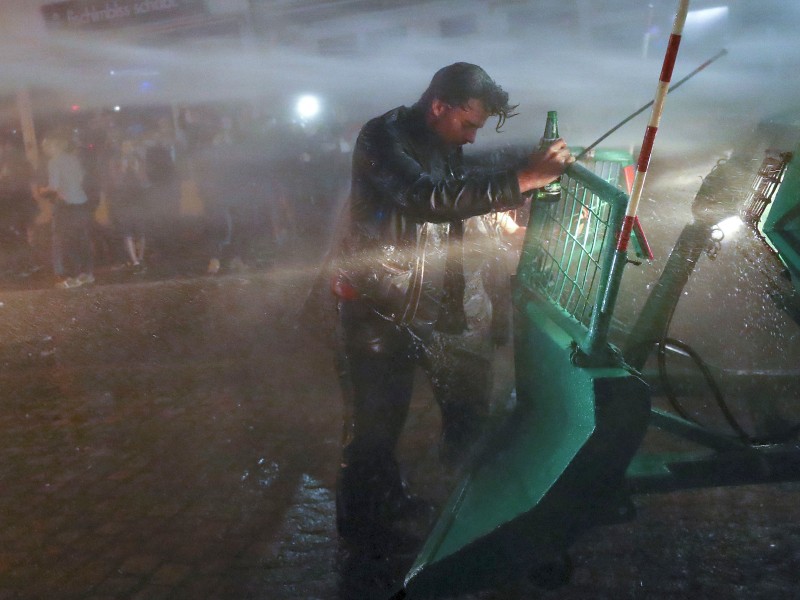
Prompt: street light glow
<box><xmin>296</xmin><ymin>94</ymin><xmax>321</xmax><ymax>120</ymax></box>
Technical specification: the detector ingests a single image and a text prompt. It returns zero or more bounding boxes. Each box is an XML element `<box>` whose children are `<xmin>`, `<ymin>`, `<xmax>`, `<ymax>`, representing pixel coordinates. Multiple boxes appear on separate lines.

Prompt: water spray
<box><xmin>616</xmin><ymin>0</ymin><xmax>691</xmax><ymax>254</ymax></box>
<box><xmin>575</xmin><ymin>48</ymin><xmax>728</xmax><ymax>162</ymax></box>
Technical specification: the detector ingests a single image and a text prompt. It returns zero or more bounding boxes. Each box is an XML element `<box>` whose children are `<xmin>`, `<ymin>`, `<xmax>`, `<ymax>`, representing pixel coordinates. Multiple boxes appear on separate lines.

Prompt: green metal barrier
<box><xmin>517</xmin><ymin>162</ymin><xmax>630</xmax><ymax>363</ymax></box>
<box><xmin>401</xmin><ymin>162</ymin><xmax>651</xmax><ymax>598</ymax></box>
<box><xmin>762</xmin><ymin>143</ymin><xmax>800</xmax><ymax>293</ymax></box>
<box><xmin>399</xmin><ymin>134</ymin><xmax>800</xmax><ymax>599</ymax></box>
<box><xmin>621</xmin><ymin>142</ymin><xmax>800</xmax><ymax>493</ymax></box>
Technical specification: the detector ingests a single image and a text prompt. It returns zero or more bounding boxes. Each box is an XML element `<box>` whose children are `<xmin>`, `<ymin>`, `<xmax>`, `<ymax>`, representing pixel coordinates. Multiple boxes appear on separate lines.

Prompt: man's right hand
<box><xmin>516</xmin><ymin>138</ymin><xmax>574</xmax><ymax>194</ymax></box>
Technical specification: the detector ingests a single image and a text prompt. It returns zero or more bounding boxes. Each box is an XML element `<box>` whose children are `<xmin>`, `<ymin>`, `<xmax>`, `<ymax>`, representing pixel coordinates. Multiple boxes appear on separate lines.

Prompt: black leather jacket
<box><xmin>339</xmin><ymin>104</ymin><xmax>523</xmax><ymax>332</ymax></box>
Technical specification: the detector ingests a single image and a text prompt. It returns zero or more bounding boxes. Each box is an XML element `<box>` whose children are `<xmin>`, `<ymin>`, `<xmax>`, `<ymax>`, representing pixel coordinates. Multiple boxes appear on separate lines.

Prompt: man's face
<box><xmin>428</xmin><ymin>98</ymin><xmax>490</xmax><ymax>147</ymax></box>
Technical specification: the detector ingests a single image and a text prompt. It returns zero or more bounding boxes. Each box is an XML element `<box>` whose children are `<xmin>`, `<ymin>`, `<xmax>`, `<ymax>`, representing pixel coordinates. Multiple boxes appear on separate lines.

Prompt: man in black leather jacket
<box><xmin>334</xmin><ymin>62</ymin><xmax>573</xmax><ymax>544</ymax></box>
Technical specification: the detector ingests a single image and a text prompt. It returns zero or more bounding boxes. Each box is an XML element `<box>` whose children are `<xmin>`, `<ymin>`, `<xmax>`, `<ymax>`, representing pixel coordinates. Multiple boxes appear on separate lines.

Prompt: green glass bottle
<box><xmin>538</xmin><ymin>110</ymin><xmax>561</xmax><ymax>201</ymax></box>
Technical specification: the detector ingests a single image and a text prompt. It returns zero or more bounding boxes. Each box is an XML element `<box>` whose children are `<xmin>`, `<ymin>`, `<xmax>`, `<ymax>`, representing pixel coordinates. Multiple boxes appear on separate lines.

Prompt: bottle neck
<box><xmin>544</xmin><ymin>111</ymin><xmax>559</xmax><ymax>140</ymax></box>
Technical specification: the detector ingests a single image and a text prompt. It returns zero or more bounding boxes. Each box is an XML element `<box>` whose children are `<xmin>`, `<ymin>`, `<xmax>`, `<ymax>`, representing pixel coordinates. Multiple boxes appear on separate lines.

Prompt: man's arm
<box><xmin>355</xmin><ymin>120</ymin><xmax>524</xmax><ymax>224</ymax></box>
<box><xmin>516</xmin><ymin>138</ymin><xmax>574</xmax><ymax>194</ymax></box>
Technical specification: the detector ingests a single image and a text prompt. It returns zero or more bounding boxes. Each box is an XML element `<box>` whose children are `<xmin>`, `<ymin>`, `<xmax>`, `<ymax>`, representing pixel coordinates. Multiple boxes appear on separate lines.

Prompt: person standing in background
<box><xmin>0</xmin><ymin>134</ymin><xmax>39</xmax><ymax>276</ymax></box>
<box><xmin>106</xmin><ymin>138</ymin><xmax>148</xmax><ymax>272</ymax></box>
<box><xmin>39</xmin><ymin>129</ymin><xmax>95</xmax><ymax>289</ymax></box>
<box><xmin>143</xmin><ymin>117</ymin><xmax>182</xmax><ymax>254</ymax></box>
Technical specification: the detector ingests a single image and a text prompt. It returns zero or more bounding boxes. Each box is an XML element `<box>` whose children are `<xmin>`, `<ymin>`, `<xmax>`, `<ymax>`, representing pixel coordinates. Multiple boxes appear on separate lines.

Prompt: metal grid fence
<box><xmin>740</xmin><ymin>151</ymin><xmax>791</xmax><ymax>230</ymax></box>
<box><xmin>517</xmin><ymin>161</ymin><xmax>629</xmax><ymax>340</ymax></box>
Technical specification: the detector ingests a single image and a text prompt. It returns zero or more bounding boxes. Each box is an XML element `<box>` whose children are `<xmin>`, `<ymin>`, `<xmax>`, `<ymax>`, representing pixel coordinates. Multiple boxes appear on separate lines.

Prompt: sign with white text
<box><xmin>41</xmin><ymin>0</ymin><xmax>208</xmax><ymax>31</ymax></box>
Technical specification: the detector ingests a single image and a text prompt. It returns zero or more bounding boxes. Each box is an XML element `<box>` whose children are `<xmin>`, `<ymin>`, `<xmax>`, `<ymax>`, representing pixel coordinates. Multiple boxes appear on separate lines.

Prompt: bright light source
<box><xmin>113</xmin><ymin>106</ymin><xmax>121</xmax><ymax>112</ymax></box>
<box><xmin>296</xmin><ymin>95</ymin><xmax>321</xmax><ymax>120</ymax></box>
<box><xmin>70</xmin><ymin>104</ymin><xmax>80</xmax><ymax>112</ymax></box>
<box><xmin>716</xmin><ymin>215</ymin><xmax>742</xmax><ymax>238</ymax></box>
<box><xmin>686</xmin><ymin>6</ymin><xmax>729</xmax><ymax>28</ymax></box>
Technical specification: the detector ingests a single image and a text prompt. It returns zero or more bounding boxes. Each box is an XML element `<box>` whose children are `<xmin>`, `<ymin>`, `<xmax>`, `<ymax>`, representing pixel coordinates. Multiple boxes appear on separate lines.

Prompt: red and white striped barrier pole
<box><xmin>617</xmin><ymin>0</ymin><xmax>691</xmax><ymax>253</ymax></box>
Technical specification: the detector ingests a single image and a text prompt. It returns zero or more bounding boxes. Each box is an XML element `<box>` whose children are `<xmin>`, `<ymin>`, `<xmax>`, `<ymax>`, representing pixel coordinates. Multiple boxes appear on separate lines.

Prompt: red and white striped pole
<box><xmin>617</xmin><ymin>0</ymin><xmax>691</xmax><ymax>253</ymax></box>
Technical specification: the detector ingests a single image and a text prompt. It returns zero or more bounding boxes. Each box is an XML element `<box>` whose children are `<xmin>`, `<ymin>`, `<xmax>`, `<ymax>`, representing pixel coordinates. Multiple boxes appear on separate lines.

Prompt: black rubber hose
<box><xmin>656</xmin><ymin>336</ymin><xmax>800</xmax><ymax>445</ymax></box>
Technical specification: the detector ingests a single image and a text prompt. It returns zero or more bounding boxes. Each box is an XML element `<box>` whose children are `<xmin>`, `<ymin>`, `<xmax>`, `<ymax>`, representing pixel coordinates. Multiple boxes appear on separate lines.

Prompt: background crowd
<box><xmin>0</xmin><ymin>101</ymin><xmax>354</xmax><ymax>288</ymax></box>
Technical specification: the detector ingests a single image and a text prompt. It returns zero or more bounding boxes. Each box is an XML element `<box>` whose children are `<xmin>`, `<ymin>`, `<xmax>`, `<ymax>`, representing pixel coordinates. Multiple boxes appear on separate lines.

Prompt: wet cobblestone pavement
<box><xmin>0</xmin><ymin>251</ymin><xmax>799</xmax><ymax>599</ymax></box>
<box><xmin>0</xmin><ymin>264</ymin><xmax>342</xmax><ymax>599</ymax></box>
<box><xmin>0</xmin><ymin>145</ymin><xmax>800</xmax><ymax>600</ymax></box>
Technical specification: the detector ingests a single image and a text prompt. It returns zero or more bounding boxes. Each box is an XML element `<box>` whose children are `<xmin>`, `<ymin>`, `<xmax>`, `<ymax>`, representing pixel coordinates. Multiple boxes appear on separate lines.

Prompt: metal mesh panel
<box><xmin>515</xmin><ymin>159</ymin><xmax>632</xmax><ymax>362</ymax></box>
<box><xmin>526</xmin><ymin>174</ymin><xmax>615</xmax><ymax>328</ymax></box>
<box><xmin>740</xmin><ymin>150</ymin><xmax>791</xmax><ymax>230</ymax></box>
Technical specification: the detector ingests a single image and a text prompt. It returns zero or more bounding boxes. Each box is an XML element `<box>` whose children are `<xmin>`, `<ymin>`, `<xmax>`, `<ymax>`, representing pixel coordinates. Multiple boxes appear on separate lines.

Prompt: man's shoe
<box><xmin>55</xmin><ymin>277</ymin><xmax>82</xmax><ymax>289</ymax></box>
<box><xmin>229</xmin><ymin>256</ymin><xmax>247</xmax><ymax>272</ymax></box>
<box><xmin>386</xmin><ymin>491</ymin><xmax>436</xmax><ymax>524</ymax></box>
<box><xmin>338</xmin><ymin>523</ymin><xmax>422</xmax><ymax>555</ymax></box>
<box><xmin>336</xmin><ymin>482</ymin><xmax>425</xmax><ymax>551</ymax></box>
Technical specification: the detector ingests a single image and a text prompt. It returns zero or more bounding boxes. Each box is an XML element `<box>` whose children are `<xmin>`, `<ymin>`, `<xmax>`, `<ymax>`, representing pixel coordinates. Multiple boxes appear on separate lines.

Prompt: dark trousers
<box><xmin>53</xmin><ymin>204</ymin><xmax>94</xmax><ymax>278</ymax></box>
<box><xmin>335</xmin><ymin>299</ymin><xmax>491</xmax><ymax>532</ymax></box>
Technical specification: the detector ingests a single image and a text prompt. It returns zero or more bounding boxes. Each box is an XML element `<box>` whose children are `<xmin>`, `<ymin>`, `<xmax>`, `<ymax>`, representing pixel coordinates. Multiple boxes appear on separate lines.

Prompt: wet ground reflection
<box><xmin>0</xmin><ymin>148</ymin><xmax>799</xmax><ymax>599</ymax></box>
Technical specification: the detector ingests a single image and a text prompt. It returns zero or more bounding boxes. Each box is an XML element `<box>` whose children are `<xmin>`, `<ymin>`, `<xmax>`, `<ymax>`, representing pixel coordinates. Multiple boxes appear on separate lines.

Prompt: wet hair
<box><xmin>416</xmin><ymin>62</ymin><xmax>518</xmax><ymax>131</ymax></box>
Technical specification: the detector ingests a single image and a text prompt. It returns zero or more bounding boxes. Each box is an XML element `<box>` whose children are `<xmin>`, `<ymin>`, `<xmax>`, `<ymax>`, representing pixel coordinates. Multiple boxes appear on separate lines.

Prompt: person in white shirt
<box><xmin>39</xmin><ymin>130</ymin><xmax>95</xmax><ymax>289</ymax></box>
